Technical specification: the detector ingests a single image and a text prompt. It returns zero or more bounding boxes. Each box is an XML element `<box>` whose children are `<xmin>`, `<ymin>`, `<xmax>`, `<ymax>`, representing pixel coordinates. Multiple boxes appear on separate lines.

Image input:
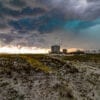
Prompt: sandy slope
<box><xmin>0</xmin><ymin>55</ymin><xmax>100</xmax><ymax>100</ymax></box>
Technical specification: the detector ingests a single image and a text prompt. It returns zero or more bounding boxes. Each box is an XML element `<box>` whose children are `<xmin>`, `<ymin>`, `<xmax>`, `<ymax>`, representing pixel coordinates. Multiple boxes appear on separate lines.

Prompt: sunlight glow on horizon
<box><xmin>0</xmin><ymin>46</ymin><xmax>49</xmax><ymax>54</ymax></box>
<box><xmin>67</xmin><ymin>48</ymin><xmax>84</xmax><ymax>52</ymax></box>
<box><xmin>0</xmin><ymin>45</ymin><xmax>83</xmax><ymax>54</ymax></box>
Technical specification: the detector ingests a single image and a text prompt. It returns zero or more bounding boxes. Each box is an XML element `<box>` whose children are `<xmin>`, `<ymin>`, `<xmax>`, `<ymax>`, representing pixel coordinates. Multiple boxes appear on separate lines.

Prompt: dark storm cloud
<box><xmin>83</xmin><ymin>0</ymin><xmax>100</xmax><ymax>19</ymax></box>
<box><xmin>9</xmin><ymin>0</ymin><xmax>26</xmax><ymax>7</ymax></box>
<box><xmin>0</xmin><ymin>0</ymin><xmax>100</xmax><ymax>49</ymax></box>
<box><xmin>0</xmin><ymin>34</ymin><xmax>14</xmax><ymax>43</ymax></box>
<box><xmin>0</xmin><ymin>22</ymin><xmax>8</xmax><ymax>29</ymax></box>
<box><xmin>9</xmin><ymin>11</ymin><xmax>65</xmax><ymax>33</ymax></box>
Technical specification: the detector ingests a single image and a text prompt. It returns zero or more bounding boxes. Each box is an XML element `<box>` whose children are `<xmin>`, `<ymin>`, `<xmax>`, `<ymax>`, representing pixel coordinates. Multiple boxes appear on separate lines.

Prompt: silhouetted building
<box><xmin>51</xmin><ymin>45</ymin><xmax>60</xmax><ymax>54</ymax></box>
<box><xmin>63</xmin><ymin>49</ymin><xmax>67</xmax><ymax>54</ymax></box>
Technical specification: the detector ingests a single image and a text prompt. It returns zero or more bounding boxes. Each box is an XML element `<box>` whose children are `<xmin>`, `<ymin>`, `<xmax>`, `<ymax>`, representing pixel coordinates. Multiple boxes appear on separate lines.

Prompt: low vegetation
<box><xmin>20</xmin><ymin>55</ymin><xmax>53</xmax><ymax>73</ymax></box>
<box><xmin>61</xmin><ymin>54</ymin><xmax>100</xmax><ymax>62</ymax></box>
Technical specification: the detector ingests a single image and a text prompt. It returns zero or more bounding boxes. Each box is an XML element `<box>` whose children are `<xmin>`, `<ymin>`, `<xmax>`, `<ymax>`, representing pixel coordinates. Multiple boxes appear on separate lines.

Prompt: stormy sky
<box><xmin>0</xmin><ymin>0</ymin><xmax>100</xmax><ymax>51</ymax></box>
